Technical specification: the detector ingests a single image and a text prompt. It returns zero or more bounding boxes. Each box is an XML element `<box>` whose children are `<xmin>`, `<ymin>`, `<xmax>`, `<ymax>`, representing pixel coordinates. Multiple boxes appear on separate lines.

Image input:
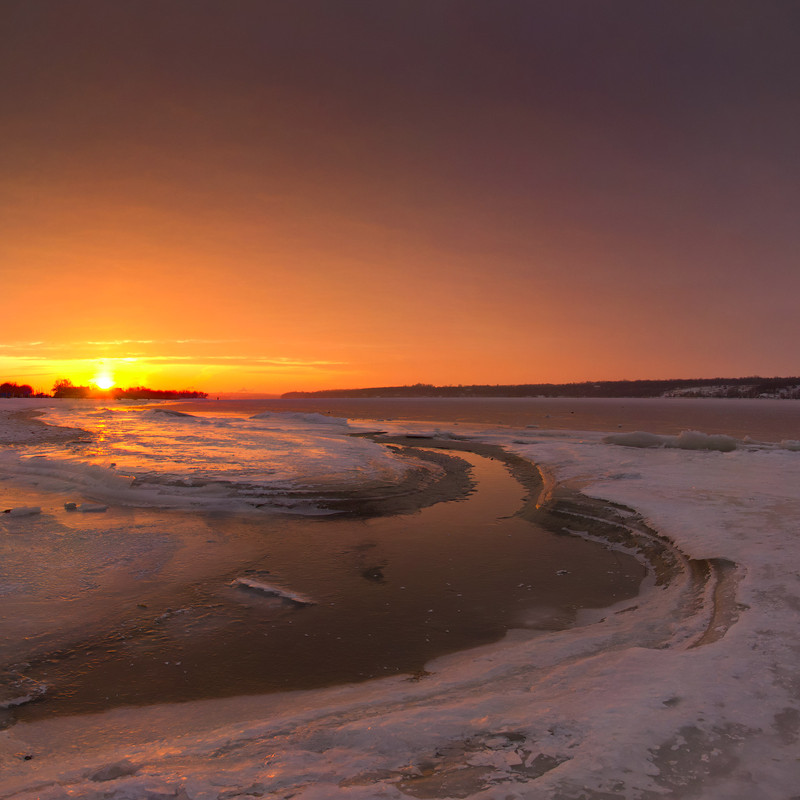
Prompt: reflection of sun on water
<box><xmin>95</xmin><ymin>420</ymin><xmax>108</xmax><ymax>443</ymax></box>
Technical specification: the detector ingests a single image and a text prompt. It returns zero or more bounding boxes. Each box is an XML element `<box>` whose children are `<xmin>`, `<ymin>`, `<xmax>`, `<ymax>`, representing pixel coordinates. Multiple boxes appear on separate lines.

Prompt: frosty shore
<box><xmin>0</xmin><ymin>404</ymin><xmax>89</xmax><ymax>446</ymax></box>
<box><xmin>2</xmin><ymin>401</ymin><xmax>800</xmax><ymax>798</ymax></box>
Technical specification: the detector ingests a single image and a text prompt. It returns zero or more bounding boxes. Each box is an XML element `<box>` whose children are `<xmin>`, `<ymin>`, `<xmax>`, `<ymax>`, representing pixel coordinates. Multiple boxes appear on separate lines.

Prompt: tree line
<box><xmin>51</xmin><ymin>380</ymin><xmax>207</xmax><ymax>400</ymax></box>
<box><xmin>0</xmin><ymin>381</ymin><xmax>38</xmax><ymax>398</ymax></box>
<box><xmin>0</xmin><ymin>379</ymin><xmax>207</xmax><ymax>400</ymax></box>
<box><xmin>282</xmin><ymin>376</ymin><xmax>800</xmax><ymax>400</ymax></box>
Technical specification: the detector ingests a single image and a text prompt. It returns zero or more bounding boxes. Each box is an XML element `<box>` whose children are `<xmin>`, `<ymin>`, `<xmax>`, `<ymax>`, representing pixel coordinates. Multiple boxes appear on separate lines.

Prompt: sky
<box><xmin>2</xmin><ymin>1</ymin><xmax>799</xmax><ymax>395</ymax></box>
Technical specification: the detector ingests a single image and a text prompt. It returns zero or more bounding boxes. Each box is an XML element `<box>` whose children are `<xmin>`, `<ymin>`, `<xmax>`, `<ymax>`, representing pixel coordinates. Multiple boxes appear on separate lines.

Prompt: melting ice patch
<box><xmin>0</xmin><ymin>404</ymin><xmax>420</xmax><ymax>513</ymax></box>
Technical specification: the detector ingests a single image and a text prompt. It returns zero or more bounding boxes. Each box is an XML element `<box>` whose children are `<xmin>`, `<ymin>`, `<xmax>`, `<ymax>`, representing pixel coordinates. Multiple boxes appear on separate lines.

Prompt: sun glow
<box><xmin>94</xmin><ymin>374</ymin><xmax>115</xmax><ymax>390</ymax></box>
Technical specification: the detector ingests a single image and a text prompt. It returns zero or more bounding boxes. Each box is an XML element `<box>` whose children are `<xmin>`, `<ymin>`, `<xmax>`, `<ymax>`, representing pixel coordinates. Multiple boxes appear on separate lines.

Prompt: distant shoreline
<box><xmin>282</xmin><ymin>376</ymin><xmax>800</xmax><ymax>400</ymax></box>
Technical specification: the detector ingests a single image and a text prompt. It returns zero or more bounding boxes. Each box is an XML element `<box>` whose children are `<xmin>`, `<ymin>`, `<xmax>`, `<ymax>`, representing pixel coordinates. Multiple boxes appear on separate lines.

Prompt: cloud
<box><xmin>0</xmin><ymin>341</ymin><xmax>57</xmax><ymax>351</ymax></box>
<box><xmin>83</xmin><ymin>338</ymin><xmax>243</xmax><ymax>346</ymax></box>
<box><xmin>0</xmin><ymin>338</ymin><xmax>242</xmax><ymax>352</ymax></box>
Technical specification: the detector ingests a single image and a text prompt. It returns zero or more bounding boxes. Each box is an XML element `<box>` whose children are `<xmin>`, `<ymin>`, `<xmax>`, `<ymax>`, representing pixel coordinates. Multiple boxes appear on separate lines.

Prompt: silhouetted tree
<box><xmin>0</xmin><ymin>382</ymin><xmax>33</xmax><ymax>398</ymax></box>
<box><xmin>52</xmin><ymin>379</ymin><xmax>91</xmax><ymax>398</ymax></box>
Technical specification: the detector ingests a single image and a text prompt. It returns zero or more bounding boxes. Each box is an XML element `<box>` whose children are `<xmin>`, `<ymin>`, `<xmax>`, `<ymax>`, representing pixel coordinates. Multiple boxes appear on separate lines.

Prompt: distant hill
<box><xmin>282</xmin><ymin>377</ymin><xmax>800</xmax><ymax>400</ymax></box>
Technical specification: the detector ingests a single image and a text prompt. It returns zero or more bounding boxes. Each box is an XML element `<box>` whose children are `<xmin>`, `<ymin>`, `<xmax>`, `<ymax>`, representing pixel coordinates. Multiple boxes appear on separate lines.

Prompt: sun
<box><xmin>94</xmin><ymin>374</ymin><xmax>116</xmax><ymax>391</ymax></box>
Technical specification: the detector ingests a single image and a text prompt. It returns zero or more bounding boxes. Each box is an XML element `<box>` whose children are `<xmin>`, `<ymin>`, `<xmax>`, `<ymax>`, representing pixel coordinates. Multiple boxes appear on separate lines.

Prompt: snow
<box><xmin>3</xmin><ymin>408</ymin><xmax>800</xmax><ymax>797</ymax></box>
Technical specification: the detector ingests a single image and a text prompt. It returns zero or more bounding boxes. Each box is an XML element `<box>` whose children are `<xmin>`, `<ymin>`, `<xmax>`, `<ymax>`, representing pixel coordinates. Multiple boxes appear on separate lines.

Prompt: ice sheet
<box><xmin>0</xmin><ymin>401</ymin><xmax>421</xmax><ymax>514</ymax></box>
<box><xmin>3</xmin><ymin>416</ymin><xmax>799</xmax><ymax>798</ymax></box>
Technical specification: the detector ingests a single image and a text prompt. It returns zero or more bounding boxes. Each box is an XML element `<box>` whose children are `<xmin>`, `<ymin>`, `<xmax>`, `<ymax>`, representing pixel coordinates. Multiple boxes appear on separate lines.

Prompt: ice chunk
<box><xmin>88</xmin><ymin>759</ymin><xmax>139</xmax><ymax>782</ymax></box>
<box><xmin>231</xmin><ymin>577</ymin><xmax>314</xmax><ymax>606</ymax></box>
<box><xmin>3</xmin><ymin>506</ymin><xmax>42</xmax><ymax>517</ymax></box>
<box><xmin>250</xmin><ymin>410</ymin><xmax>350</xmax><ymax>428</ymax></box>
<box><xmin>604</xmin><ymin>430</ymin><xmax>739</xmax><ymax>452</ymax></box>
<box><xmin>603</xmin><ymin>431</ymin><xmax>665</xmax><ymax>448</ymax></box>
<box><xmin>672</xmin><ymin>430</ymin><xmax>738</xmax><ymax>452</ymax></box>
<box><xmin>0</xmin><ymin>676</ymin><xmax>47</xmax><ymax>708</ymax></box>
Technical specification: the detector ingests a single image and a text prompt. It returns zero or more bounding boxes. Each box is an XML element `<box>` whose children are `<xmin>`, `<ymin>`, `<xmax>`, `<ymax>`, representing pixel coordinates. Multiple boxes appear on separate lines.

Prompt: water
<box><xmin>7</xmin><ymin>450</ymin><xmax>642</xmax><ymax>721</ymax></box>
<box><xmin>175</xmin><ymin>396</ymin><xmax>800</xmax><ymax>441</ymax></box>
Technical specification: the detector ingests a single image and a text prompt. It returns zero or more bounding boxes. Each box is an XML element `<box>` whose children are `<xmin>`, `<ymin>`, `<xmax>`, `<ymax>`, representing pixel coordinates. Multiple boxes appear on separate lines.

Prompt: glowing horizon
<box><xmin>3</xmin><ymin>338</ymin><xmax>799</xmax><ymax>398</ymax></box>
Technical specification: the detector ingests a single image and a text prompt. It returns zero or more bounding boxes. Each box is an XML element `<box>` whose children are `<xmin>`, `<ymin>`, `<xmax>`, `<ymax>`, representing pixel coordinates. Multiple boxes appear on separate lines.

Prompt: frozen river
<box><xmin>2</xmin><ymin>397</ymin><xmax>800</xmax><ymax>798</ymax></box>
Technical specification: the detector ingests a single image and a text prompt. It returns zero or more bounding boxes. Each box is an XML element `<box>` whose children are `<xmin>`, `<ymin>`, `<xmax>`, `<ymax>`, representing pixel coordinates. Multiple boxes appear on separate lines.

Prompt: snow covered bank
<box><xmin>4</xmin><ymin>424</ymin><xmax>799</xmax><ymax>798</ymax></box>
<box><xmin>0</xmin><ymin>401</ymin><xmax>88</xmax><ymax>446</ymax></box>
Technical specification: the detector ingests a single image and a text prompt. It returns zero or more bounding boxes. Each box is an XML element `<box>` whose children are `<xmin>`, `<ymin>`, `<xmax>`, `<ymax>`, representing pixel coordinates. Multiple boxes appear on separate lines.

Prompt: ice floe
<box><xmin>231</xmin><ymin>577</ymin><xmax>314</xmax><ymax>606</ymax></box>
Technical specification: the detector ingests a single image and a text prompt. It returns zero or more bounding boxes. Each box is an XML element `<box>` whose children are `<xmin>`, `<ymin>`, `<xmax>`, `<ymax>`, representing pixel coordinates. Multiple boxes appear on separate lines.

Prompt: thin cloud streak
<box><xmin>0</xmin><ymin>355</ymin><xmax>346</xmax><ymax>369</ymax></box>
<box><xmin>0</xmin><ymin>338</ymin><xmax>244</xmax><ymax>351</ymax></box>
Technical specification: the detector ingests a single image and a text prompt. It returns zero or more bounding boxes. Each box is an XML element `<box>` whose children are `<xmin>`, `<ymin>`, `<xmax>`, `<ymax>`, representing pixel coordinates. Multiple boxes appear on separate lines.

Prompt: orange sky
<box><xmin>3</xmin><ymin>2</ymin><xmax>799</xmax><ymax>395</ymax></box>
